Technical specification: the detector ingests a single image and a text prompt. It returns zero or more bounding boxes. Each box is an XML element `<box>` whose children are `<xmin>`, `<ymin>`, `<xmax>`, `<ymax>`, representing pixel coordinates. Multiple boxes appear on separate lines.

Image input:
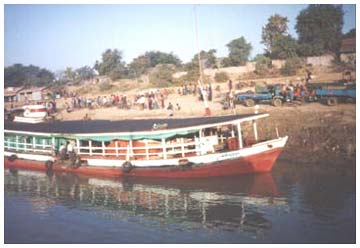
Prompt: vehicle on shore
<box><xmin>230</xmin><ymin>81</ymin><xmax>356</xmax><ymax>108</ymax></box>
<box><xmin>4</xmin><ymin>113</ymin><xmax>288</xmax><ymax>178</ymax></box>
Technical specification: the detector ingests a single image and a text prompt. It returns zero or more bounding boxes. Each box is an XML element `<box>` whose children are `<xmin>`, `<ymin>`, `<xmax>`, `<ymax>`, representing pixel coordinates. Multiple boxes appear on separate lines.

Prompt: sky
<box><xmin>4</xmin><ymin>4</ymin><xmax>356</xmax><ymax>72</ymax></box>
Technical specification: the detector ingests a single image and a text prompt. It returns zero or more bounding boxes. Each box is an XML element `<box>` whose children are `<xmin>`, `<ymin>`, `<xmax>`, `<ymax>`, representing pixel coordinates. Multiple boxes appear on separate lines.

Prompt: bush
<box><xmin>281</xmin><ymin>56</ymin><xmax>304</xmax><ymax>76</ymax></box>
<box><xmin>214</xmin><ymin>72</ymin><xmax>230</xmax><ymax>82</ymax></box>
<box><xmin>255</xmin><ymin>55</ymin><xmax>272</xmax><ymax>76</ymax></box>
<box><xmin>98</xmin><ymin>82</ymin><xmax>113</xmax><ymax>92</ymax></box>
<box><xmin>149</xmin><ymin>64</ymin><xmax>175</xmax><ymax>87</ymax></box>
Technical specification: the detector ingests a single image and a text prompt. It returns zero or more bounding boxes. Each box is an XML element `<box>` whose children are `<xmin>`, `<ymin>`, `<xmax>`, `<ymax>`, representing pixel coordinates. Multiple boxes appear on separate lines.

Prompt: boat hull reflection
<box><xmin>5</xmin><ymin>168</ymin><xmax>288</xmax><ymax>234</ymax></box>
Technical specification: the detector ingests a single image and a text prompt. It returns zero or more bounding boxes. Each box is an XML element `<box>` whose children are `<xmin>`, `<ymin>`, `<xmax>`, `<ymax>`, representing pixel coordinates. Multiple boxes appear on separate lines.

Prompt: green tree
<box><xmin>76</xmin><ymin>66</ymin><xmax>95</xmax><ymax>80</ymax></box>
<box><xmin>64</xmin><ymin>67</ymin><xmax>77</xmax><ymax>82</ymax></box>
<box><xmin>295</xmin><ymin>4</ymin><xmax>344</xmax><ymax>59</ymax></box>
<box><xmin>262</xmin><ymin>14</ymin><xmax>288</xmax><ymax>56</ymax></box>
<box><xmin>145</xmin><ymin>51</ymin><xmax>182</xmax><ymax>67</ymax></box>
<box><xmin>5</xmin><ymin>64</ymin><xmax>54</xmax><ymax>87</ymax></box>
<box><xmin>128</xmin><ymin>51</ymin><xmax>181</xmax><ymax>78</ymax></box>
<box><xmin>184</xmin><ymin>49</ymin><xmax>218</xmax><ymax>81</ymax></box>
<box><xmin>222</xmin><ymin>37</ymin><xmax>252</xmax><ymax>67</ymax></box>
<box><xmin>128</xmin><ymin>55</ymin><xmax>150</xmax><ymax>78</ymax></box>
<box><xmin>271</xmin><ymin>35</ymin><xmax>298</xmax><ymax>59</ymax></box>
<box><xmin>96</xmin><ymin>49</ymin><xmax>126</xmax><ymax>80</ymax></box>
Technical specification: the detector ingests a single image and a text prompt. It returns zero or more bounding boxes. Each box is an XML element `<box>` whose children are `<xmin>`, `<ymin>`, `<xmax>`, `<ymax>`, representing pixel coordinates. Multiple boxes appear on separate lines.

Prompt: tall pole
<box><xmin>193</xmin><ymin>5</ymin><xmax>211</xmax><ymax>116</ymax></box>
<box><xmin>194</xmin><ymin>5</ymin><xmax>204</xmax><ymax>85</ymax></box>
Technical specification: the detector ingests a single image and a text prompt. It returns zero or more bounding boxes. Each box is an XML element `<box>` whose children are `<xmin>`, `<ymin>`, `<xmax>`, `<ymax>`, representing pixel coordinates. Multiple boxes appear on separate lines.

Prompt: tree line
<box><xmin>5</xmin><ymin>5</ymin><xmax>355</xmax><ymax>88</ymax></box>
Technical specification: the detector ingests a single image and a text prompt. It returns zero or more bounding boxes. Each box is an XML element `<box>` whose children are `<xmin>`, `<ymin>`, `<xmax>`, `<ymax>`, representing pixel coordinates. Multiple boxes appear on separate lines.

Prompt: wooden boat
<box><xmin>11</xmin><ymin>104</ymin><xmax>48</xmax><ymax>123</ymax></box>
<box><xmin>4</xmin><ymin>113</ymin><xmax>288</xmax><ymax>178</ymax></box>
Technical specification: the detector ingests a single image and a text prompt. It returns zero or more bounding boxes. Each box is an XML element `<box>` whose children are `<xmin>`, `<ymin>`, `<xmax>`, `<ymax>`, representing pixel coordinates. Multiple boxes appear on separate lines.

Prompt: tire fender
<box><xmin>122</xmin><ymin>161</ymin><xmax>133</xmax><ymax>173</ymax></box>
<box><xmin>8</xmin><ymin>154</ymin><xmax>17</xmax><ymax>162</ymax></box>
<box><xmin>45</xmin><ymin>160</ymin><xmax>54</xmax><ymax>171</ymax></box>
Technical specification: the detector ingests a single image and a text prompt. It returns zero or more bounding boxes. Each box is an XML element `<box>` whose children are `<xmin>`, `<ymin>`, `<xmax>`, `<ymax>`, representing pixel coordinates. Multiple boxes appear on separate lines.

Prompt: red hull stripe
<box><xmin>29</xmin><ymin>108</ymin><xmax>47</xmax><ymax>112</ymax></box>
<box><xmin>4</xmin><ymin>148</ymin><xmax>283</xmax><ymax>178</ymax></box>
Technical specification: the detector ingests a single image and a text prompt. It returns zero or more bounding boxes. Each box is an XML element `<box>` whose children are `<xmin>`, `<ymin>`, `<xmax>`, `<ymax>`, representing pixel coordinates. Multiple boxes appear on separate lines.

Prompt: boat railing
<box><xmin>4</xmin><ymin>139</ymin><xmax>53</xmax><ymax>154</ymax></box>
<box><xmin>76</xmin><ymin>140</ymin><xmax>200</xmax><ymax>159</ymax></box>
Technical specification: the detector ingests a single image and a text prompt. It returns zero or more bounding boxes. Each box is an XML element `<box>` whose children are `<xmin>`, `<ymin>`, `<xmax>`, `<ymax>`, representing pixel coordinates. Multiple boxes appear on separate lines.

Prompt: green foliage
<box><xmin>64</xmin><ymin>67</ymin><xmax>77</xmax><ymax>82</ymax></box>
<box><xmin>262</xmin><ymin>14</ymin><xmax>298</xmax><ymax>59</ymax></box>
<box><xmin>281</xmin><ymin>56</ymin><xmax>304</xmax><ymax>76</ymax></box>
<box><xmin>271</xmin><ymin>35</ymin><xmax>298</xmax><ymax>59</ymax></box>
<box><xmin>145</xmin><ymin>51</ymin><xmax>182</xmax><ymax>67</ymax></box>
<box><xmin>255</xmin><ymin>55</ymin><xmax>272</xmax><ymax>76</ymax></box>
<box><xmin>149</xmin><ymin>64</ymin><xmax>176</xmax><ymax>87</ymax></box>
<box><xmin>262</xmin><ymin>15</ymin><xmax>288</xmax><ymax>55</ymax></box>
<box><xmin>5</xmin><ymin>64</ymin><xmax>54</xmax><ymax>87</ymax></box>
<box><xmin>96</xmin><ymin>49</ymin><xmax>127</xmax><ymax>80</ymax></box>
<box><xmin>295</xmin><ymin>4</ymin><xmax>344</xmax><ymax>59</ymax></box>
<box><xmin>184</xmin><ymin>49</ymin><xmax>218</xmax><ymax>81</ymax></box>
<box><xmin>76</xmin><ymin>66</ymin><xmax>95</xmax><ymax>81</ymax></box>
<box><xmin>214</xmin><ymin>71</ymin><xmax>229</xmax><ymax>82</ymax></box>
<box><xmin>343</xmin><ymin>28</ymin><xmax>356</xmax><ymax>39</ymax></box>
<box><xmin>128</xmin><ymin>51</ymin><xmax>181</xmax><ymax>78</ymax></box>
<box><xmin>223</xmin><ymin>37</ymin><xmax>252</xmax><ymax>67</ymax></box>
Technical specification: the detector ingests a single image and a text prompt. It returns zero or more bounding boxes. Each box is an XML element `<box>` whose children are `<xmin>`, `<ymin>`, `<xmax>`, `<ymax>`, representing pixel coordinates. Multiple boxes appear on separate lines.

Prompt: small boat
<box><xmin>10</xmin><ymin>104</ymin><xmax>48</xmax><ymax>123</ymax></box>
<box><xmin>4</xmin><ymin>113</ymin><xmax>288</xmax><ymax>178</ymax></box>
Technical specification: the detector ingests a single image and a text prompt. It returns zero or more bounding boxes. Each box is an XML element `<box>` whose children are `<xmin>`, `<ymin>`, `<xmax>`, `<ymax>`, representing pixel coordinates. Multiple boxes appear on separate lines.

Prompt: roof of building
<box><xmin>340</xmin><ymin>38</ymin><xmax>356</xmax><ymax>54</ymax></box>
<box><xmin>4</xmin><ymin>87</ymin><xmax>24</xmax><ymax>97</ymax></box>
<box><xmin>18</xmin><ymin>86</ymin><xmax>49</xmax><ymax>94</ymax></box>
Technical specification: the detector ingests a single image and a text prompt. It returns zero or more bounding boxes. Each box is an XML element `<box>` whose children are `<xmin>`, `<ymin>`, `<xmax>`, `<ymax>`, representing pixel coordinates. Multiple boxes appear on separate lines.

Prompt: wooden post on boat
<box><xmin>89</xmin><ymin>140</ymin><xmax>93</xmax><ymax>156</ymax></box>
<box><xmin>115</xmin><ymin>141</ymin><xmax>119</xmax><ymax>157</ymax></box>
<box><xmin>253</xmin><ymin>105</ymin><xmax>259</xmax><ymax>141</ymax></box>
<box><xmin>161</xmin><ymin>138</ymin><xmax>167</xmax><ymax>159</ymax></box>
<box><xmin>181</xmin><ymin>138</ymin><xmax>185</xmax><ymax>157</ymax></box>
<box><xmin>253</xmin><ymin>120</ymin><xmax>258</xmax><ymax>141</ymax></box>
<box><xmin>15</xmin><ymin>135</ymin><xmax>19</xmax><ymax>151</ymax></box>
<box><xmin>33</xmin><ymin>136</ymin><xmax>36</xmax><ymax>152</ymax></box>
<box><xmin>76</xmin><ymin>139</ymin><xmax>80</xmax><ymax>154</ymax></box>
<box><xmin>145</xmin><ymin>140</ymin><xmax>149</xmax><ymax>160</ymax></box>
<box><xmin>51</xmin><ymin>137</ymin><xmax>55</xmax><ymax>155</ymax></box>
<box><xmin>101</xmin><ymin>141</ymin><xmax>105</xmax><ymax>156</ymax></box>
<box><xmin>237</xmin><ymin>122</ymin><xmax>243</xmax><ymax>149</ymax></box>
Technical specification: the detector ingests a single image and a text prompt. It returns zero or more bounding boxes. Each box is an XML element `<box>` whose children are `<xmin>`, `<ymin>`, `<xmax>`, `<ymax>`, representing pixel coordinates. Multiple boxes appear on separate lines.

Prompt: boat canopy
<box><xmin>5</xmin><ymin>113</ymin><xmax>269</xmax><ymax>141</ymax></box>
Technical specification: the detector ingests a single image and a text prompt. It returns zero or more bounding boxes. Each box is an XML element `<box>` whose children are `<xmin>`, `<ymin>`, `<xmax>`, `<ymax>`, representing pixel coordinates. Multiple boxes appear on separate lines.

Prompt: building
<box><xmin>17</xmin><ymin>86</ymin><xmax>51</xmax><ymax>102</ymax></box>
<box><xmin>340</xmin><ymin>38</ymin><xmax>356</xmax><ymax>64</ymax></box>
<box><xmin>4</xmin><ymin>86</ymin><xmax>24</xmax><ymax>102</ymax></box>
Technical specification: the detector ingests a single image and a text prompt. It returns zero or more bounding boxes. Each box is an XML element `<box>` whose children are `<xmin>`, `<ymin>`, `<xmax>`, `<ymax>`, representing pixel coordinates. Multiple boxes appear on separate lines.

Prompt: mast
<box><xmin>193</xmin><ymin>5</ymin><xmax>211</xmax><ymax>116</ymax></box>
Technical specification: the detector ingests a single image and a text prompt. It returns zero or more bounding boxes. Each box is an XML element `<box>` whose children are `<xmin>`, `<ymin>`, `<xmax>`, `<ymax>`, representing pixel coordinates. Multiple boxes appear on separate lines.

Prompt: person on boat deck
<box><xmin>59</xmin><ymin>143</ymin><xmax>67</xmax><ymax>162</ymax></box>
<box><xmin>67</xmin><ymin>140</ymin><xmax>77</xmax><ymax>164</ymax></box>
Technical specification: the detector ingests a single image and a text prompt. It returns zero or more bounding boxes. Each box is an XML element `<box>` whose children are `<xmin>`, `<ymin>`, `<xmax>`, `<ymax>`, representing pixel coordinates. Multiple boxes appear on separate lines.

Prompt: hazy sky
<box><xmin>5</xmin><ymin>4</ymin><xmax>356</xmax><ymax>72</ymax></box>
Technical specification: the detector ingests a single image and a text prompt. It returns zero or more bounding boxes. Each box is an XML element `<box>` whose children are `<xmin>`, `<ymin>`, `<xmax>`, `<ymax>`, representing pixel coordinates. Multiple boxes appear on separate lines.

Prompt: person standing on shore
<box><xmin>228</xmin><ymin>80</ymin><xmax>233</xmax><ymax>93</ymax></box>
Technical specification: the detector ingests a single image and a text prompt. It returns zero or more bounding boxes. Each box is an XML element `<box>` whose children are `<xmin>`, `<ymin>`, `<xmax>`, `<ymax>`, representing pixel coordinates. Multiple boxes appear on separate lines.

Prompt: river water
<box><xmin>4</xmin><ymin>160</ymin><xmax>355</xmax><ymax>244</ymax></box>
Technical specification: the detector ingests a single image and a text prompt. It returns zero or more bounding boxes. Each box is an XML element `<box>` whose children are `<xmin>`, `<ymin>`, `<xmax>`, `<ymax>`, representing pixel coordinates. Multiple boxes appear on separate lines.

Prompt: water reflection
<box><xmin>4</xmin><ymin>168</ymin><xmax>288</xmax><ymax>236</ymax></box>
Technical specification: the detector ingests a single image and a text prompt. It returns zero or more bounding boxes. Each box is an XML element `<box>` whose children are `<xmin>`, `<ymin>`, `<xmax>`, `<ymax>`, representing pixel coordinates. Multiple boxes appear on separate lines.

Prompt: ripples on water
<box><xmin>4</xmin><ymin>160</ymin><xmax>355</xmax><ymax>244</ymax></box>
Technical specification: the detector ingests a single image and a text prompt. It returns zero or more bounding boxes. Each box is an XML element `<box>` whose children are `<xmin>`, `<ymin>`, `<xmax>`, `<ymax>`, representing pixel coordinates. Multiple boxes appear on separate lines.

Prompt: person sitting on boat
<box><xmin>59</xmin><ymin>143</ymin><xmax>67</xmax><ymax>162</ymax></box>
<box><xmin>67</xmin><ymin>140</ymin><xmax>77</xmax><ymax>165</ymax></box>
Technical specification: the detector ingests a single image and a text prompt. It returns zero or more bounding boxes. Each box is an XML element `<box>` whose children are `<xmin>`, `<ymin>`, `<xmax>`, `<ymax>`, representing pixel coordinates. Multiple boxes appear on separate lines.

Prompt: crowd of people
<box><xmin>63</xmin><ymin>88</ymin><xmax>185</xmax><ymax>117</ymax></box>
<box><xmin>178</xmin><ymin>82</ymin><xmax>213</xmax><ymax>102</ymax></box>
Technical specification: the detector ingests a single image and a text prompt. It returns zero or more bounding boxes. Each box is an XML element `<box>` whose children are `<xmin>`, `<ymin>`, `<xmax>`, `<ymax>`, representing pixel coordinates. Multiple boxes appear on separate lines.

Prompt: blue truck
<box><xmin>234</xmin><ymin>84</ymin><xmax>288</xmax><ymax>107</ymax></box>
<box><xmin>314</xmin><ymin>88</ymin><xmax>356</xmax><ymax>106</ymax></box>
